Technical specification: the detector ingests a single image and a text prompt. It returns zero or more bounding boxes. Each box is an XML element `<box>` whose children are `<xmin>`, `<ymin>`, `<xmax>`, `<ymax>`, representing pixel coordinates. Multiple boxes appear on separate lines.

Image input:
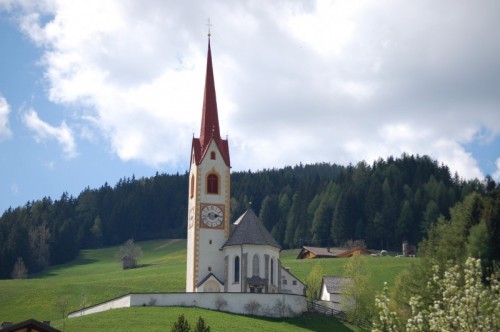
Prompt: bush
<box><xmin>244</xmin><ymin>300</ymin><xmax>261</xmax><ymax>315</ymax></box>
<box><xmin>11</xmin><ymin>257</ymin><xmax>28</xmax><ymax>279</ymax></box>
<box><xmin>215</xmin><ymin>296</ymin><xmax>227</xmax><ymax>311</ymax></box>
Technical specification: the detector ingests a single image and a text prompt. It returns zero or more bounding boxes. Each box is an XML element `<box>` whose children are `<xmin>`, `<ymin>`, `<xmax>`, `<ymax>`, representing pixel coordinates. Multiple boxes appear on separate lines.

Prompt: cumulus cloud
<box><xmin>0</xmin><ymin>95</ymin><xmax>13</xmax><ymax>140</ymax></box>
<box><xmin>4</xmin><ymin>0</ymin><xmax>500</xmax><ymax>178</ymax></box>
<box><xmin>22</xmin><ymin>109</ymin><xmax>77</xmax><ymax>158</ymax></box>
<box><xmin>493</xmin><ymin>158</ymin><xmax>500</xmax><ymax>182</ymax></box>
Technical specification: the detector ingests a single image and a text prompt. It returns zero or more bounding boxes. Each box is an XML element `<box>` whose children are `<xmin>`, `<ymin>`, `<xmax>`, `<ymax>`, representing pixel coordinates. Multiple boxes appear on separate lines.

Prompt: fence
<box><xmin>307</xmin><ymin>300</ymin><xmax>371</xmax><ymax>329</ymax></box>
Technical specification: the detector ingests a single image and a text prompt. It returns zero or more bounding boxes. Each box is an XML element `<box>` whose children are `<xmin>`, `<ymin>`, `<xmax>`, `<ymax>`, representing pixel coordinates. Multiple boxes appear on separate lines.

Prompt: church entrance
<box><xmin>247</xmin><ymin>276</ymin><xmax>267</xmax><ymax>293</ymax></box>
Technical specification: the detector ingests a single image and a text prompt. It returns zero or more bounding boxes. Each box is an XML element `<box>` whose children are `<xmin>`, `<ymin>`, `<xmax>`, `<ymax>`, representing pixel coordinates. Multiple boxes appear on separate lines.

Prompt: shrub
<box><xmin>244</xmin><ymin>300</ymin><xmax>261</xmax><ymax>315</ymax></box>
<box><xmin>215</xmin><ymin>296</ymin><xmax>227</xmax><ymax>311</ymax></box>
<box><xmin>11</xmin><ymin>257</ymin><xmax>28</xmax><ymax>279</ymax></box>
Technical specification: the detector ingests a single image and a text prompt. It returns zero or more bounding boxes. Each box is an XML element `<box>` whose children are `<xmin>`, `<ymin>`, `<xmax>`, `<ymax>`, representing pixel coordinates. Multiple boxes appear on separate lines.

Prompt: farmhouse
<box><xmin>320</xmin><ymin>276</ymin><xmax>353</xmax><ymax>312</ymax></box>
<box><xmin>297</xmin><ymin>246</ymin><xmax>372</xmax><ymax>259</ymax></box>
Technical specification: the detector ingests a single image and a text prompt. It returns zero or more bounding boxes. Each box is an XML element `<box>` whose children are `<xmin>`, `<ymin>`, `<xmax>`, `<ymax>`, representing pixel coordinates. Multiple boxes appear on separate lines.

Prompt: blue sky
<box><xmin>1</xmin><ymin>1</ymin><xmax>499</xmax><ymax>213</ymax></box>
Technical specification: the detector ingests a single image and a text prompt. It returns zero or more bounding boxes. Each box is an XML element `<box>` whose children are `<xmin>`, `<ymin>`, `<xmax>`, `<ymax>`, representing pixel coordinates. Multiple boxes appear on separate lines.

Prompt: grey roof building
<box><xmin>223</xmin><ymin>209</ymin><xmax>281</xmax><ymax>249</ymax></box>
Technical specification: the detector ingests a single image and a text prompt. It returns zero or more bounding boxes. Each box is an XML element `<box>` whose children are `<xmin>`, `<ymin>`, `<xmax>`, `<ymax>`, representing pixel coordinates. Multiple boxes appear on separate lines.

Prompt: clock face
<box><xmin>201</xmin><ymin>204</ymin><xmax>224</xmax><ymax>228</ymax></box>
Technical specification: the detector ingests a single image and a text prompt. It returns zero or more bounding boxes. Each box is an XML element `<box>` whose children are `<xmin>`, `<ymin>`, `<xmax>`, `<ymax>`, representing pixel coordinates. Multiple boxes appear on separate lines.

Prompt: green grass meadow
<box><xmin>0</xmin><ymin>239</ymin><xmax>415</xmax><ymax>331</ymax></box>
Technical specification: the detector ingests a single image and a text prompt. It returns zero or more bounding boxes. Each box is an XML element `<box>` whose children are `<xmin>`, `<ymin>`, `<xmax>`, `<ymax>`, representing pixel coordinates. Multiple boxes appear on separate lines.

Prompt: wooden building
<box><xmin>1</xmin><ymin>319</ymin><xmax>61</xmax><ymax>332</ymax></box>
<box><xmin>297</xmin><ymin>246</ymin><xmax>371</xmax><ymax>259</ymax></box>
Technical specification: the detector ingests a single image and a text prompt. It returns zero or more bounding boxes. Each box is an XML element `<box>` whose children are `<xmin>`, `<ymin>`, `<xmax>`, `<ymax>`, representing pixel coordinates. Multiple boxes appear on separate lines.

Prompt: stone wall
<box><xmin>68</xmin><ymin>292</ymin><xmax>306</xmax><ymax>318</ymax></box>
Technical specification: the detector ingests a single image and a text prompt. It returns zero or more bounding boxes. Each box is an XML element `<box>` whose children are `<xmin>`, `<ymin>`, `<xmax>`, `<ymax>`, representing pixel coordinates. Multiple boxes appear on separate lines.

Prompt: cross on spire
<box><xmin>206</xmin><ymin>18</ymin><xmax>213</xmax><ymax>38</ymax></box>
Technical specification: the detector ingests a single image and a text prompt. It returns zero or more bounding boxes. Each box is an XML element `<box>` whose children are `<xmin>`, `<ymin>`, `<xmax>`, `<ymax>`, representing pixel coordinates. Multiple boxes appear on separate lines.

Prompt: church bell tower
<box><xmin>186</xmin><ymin>37</ymin><xmax>231</xmax><ymax>292</ymax></box>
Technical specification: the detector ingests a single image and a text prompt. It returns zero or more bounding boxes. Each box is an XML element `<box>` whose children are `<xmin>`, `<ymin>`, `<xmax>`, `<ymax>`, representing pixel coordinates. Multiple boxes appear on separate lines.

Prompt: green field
<box><xmin>0</xmin><ymin>239</ymin><xmax>415</xmax><ymax>331</ymax></box>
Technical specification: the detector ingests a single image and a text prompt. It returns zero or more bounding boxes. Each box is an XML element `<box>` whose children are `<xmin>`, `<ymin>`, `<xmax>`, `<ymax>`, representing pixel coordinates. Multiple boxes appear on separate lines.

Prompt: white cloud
<box><xmin>0</xmin><ymin>95</ymin><xmax>13</xmax><ymax>140</ymax></box>
<box><xmin>4</xmin><ymin>0</ymin><xmax>500</xmax><ymax>179</ymax></box>
<box><xmin>493</xmin><ymin>158</ymin><xmax>500</xmax><ymax>182</ymax></box>
<box><xmin>22</xmin><ymin>109</ymin><xmax>77</xmax><ymax>158</ymax></box>
<box><xmin>10</xmin><ymin>183</ymin><xmax>19</xmax><ymax>195</ymax></box>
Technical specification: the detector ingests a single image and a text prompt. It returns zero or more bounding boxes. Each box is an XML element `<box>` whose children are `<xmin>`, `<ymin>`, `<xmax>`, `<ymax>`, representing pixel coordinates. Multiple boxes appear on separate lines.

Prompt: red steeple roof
<box><xmin>191</xmin><ymin>38</ymin><xmax>230</xmax><ymax>167</ymax></box>
<box><xmin>200</xmin><ymin>39</ymin><xmax>220</xmax><ymax>148</ymax></box>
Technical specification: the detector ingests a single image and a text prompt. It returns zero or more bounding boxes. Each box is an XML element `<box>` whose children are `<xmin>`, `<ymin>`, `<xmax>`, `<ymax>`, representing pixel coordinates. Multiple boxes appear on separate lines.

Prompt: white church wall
<box><xmin>224</xmin><ymin>246</ymin><xmax>243</xmax><ymax>292</ymax></box>
<box><xmin>196</xmin><ymin>228</ymin><xmax>226</xmax><ymax>283</ymax></box>
<box><xmin>280</xmin><ymin>267</ymin><xmax>305</xmax><ymax>296</ymax></box>
<box><xmin>224</xmin><ymin>244</ymin><xmax>280</xmax><ymax>293</ymax></box>
<box><xmin>68</xmin><ymin>294</ymin><xmax>131</xmax><ymax>318</ymax></box>
<box><xmin>70</xmin><ymin>293</ymin><xmax>307</xmax><ymax>318</ymax></box>
<box><xmin>241</xmin><ymin>245</ymin><xmax>279</xmax><ymax>279</ymax></box>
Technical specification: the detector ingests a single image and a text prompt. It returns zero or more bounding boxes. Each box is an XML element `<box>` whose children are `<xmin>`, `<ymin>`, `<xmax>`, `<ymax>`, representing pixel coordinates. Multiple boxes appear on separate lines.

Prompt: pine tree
<box><xmin>194</xmin><ymin>317</ymin><xmax>210</xmax><ymax>332</ymax></box>
<box><xmin>171</xmin><ymin>314</ymin><xmax>190</xmax><ymax>332</ymax></box>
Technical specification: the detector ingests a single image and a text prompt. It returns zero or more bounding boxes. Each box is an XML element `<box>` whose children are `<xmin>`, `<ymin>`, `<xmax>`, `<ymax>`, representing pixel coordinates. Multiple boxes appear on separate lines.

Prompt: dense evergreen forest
<box><xmin>0</xmin><ymin>154</ymin><xmax>497</xmax><ymax>279</ymax></box>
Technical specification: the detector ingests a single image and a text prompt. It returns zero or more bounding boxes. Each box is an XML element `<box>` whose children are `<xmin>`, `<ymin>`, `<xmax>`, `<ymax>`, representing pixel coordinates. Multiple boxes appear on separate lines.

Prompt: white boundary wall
<box><xmin>68</xmin><ymin>295</ymin><xmax>131</xmax><ymax>317</ymax></box>
<box><xmin>68</xmin><ymin>293</ymin><xmax>307</xmax><ymax>318</ymax></box>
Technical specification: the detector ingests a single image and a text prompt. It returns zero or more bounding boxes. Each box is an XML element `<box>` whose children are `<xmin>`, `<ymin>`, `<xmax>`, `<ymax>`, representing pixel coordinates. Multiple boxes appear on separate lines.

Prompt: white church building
<box><xmin>186</xmin><ymin>37</ymin><xmax>305</xmax><ymax>296</ymax></box>
<box><xmin>68</xmin><ymin>37</ymin><xmax>306</xmax><ymax>319</ymax></box>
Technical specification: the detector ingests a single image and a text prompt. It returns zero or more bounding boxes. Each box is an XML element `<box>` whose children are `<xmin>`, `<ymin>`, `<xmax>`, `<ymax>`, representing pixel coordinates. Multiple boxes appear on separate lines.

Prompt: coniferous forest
<box><xmin>1</xmin><ymin>154</ymin><xmax>498</xmax><ymax>279</ymax></box>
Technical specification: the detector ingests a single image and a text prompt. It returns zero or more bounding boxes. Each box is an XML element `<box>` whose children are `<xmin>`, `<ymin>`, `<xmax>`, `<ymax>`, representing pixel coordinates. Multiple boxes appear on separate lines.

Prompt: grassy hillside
<box><xmin>64</xmin><ymin>307</ymin><xmax>353</xmax><ymax>332</ymax></box>
<box><xmin>0</xmin><ymin>239</ymin><xmax>415</xmax><ymax>331</ymax></box>
<box><xmin>280</xmin><ymin>249</ymin><xmax>416</xmax><ymax>290</ymax></box>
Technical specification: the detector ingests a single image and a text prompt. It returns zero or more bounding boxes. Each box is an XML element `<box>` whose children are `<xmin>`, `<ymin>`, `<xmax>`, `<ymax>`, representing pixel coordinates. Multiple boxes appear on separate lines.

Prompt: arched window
<box><xmin>190</xmin><ymin>174</ymin><xmax>195</xmax><ymax>198</ymax></box>
<box><xmin>210</xmin><ymin>151</ymin><xmax>216</xmax><ymax>160</ymax></box>
<box><xmin>270</xmin><ymin>258</ymin><xmax>274</xmax><ymax>285</ymax></box>
<box><xmin>252</xmin><ymin>254</ymin><xmax>260</xmax><ymax>276</ymax></box>
<box><xmin>207</xmin><ymin>174</ymin><xmax>219</xmax><ymax>194</ymax></box>
<box><xmin>234</xmin><ymin>256</ymin><xmax>240</xmax><ymax>283</ymax></box>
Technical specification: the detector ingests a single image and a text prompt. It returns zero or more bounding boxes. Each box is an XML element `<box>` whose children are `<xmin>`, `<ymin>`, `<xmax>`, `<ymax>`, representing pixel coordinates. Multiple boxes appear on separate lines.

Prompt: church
<box><xmin>186</xmin><ymin>37</ymin><xmax>305</xmax><ymax>296</ymax></box>
<box><xmin>67</xmin><ymin>37</ymin><xmax>307</xmax><ymax>319</ymax></box>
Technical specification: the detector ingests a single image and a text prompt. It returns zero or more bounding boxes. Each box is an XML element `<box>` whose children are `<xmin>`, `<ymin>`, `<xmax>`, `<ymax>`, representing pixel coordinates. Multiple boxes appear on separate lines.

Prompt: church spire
<box><xmin>191</xmin><ymin>36</ymin><xmax>230</xmax><ymax>167</ymax></box>
<box><xmin>199</xmin><ymin>38</ymin><xmax>221</xmax><ymax>148</ymax></box>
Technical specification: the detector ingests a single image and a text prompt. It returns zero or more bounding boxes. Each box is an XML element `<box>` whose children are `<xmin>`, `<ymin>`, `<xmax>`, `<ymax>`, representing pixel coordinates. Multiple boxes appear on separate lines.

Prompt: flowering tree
<box><xmin>373</xmin><ymin>258</ymin><xmax>499</xmax><ymax>332</ymax></box>
<box><xmin>372</xmin><ymin>283</ymin><xmax>401</xmax><ymax>332</ymax></box>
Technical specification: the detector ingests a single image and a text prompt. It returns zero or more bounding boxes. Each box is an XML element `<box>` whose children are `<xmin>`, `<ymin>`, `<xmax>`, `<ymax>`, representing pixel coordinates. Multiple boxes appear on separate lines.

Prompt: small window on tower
<box><xmin>209</xmin><ymin>239</ymin><xmax>212</xmax><ymax>245</ymax></box>
<box><xmin>210</xmin><ymin>151</ymin><xmax>216</xmax><ymax>160</ymax></box>
<box><xmin>208</xmin><ymin>266</ymin><xmax>212</xmax><ymax>272</ymax></box>
<box><xmin>207</xmin><ymin>174</ymin><xmax>219</xmax><ymax>194</ymax></box>
<box><xmin>190</xmin><ymin>174</ymin><xmax>195</xmax><ymax>198</ymax></box>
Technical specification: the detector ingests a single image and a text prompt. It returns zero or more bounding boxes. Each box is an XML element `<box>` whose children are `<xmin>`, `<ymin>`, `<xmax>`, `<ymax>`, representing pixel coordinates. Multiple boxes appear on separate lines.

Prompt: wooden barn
<box><xmin>297</xmin><ymin>246</ymin><xmax>372</xmax><ymax>259</ymax></box>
